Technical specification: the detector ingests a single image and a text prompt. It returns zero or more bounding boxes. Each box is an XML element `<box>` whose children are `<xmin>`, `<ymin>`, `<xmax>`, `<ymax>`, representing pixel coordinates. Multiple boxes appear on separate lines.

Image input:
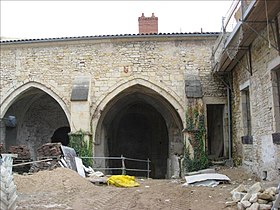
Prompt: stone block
<box><xmin>241</xmin><ymin>192</ymin><xmax>252</xmax><ymax>202</ymax></box>
<box><xmin>241</xmin><ymin>200</ymin><xmax>251</xmax><ymax>208</ymax></box>
<box><xmin>257</xmin><ymin>199</ymin><xmax>268</xmax><ymax>204</ymax></box>
<box><xmin>237</xmin><ymin>202</ymin><xmax>245</xmax><ymax>210</ymax></box>
<box><xmin>231</xmin><ymin>184</ymin><xmax>247</xmax><ymax>195</ymax></box>
<box><xmin>248</xmin><ymin>182</ymin><xmax>263</xmax><ymax>194</ymax></box>
<box><xmin>259</xmin><ymin>204</ymin><xmax>272</xmax><ymax>209</ymax></box>
<box><xmin>249</xmin><ymin>193</ymin><xmax>258</xmax><ymax>203</ymax></box>
<box><xmin>247</xmin><ymin>202</ymin><xmax>259</xmax><ymax>210</ymax></box>
<box><xmin>258</xmin><ymin>192</ymin><xmax>274</xmax><ymax>201</ymax></box>
<box><xmin>232</xmin><ymin>192</ymin><xmax>247</xmax><ymax>202</ymax></box>
<box><xmin>264</xmin><ymin>187</ymin><xmax>277</xmax><ymax>195</ymax></box>
<box><xmin>225</xmin><ymin>201</ymin><xmax>237</xmax><ymax>207</ymax></box>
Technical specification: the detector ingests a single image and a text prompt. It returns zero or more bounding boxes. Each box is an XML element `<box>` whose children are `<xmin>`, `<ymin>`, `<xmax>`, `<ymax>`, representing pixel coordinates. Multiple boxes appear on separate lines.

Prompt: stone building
<box><xmin>1</xmin><ymin>31</ymin><xmax>228</xmax><ymax>178</ymax></box>
<box><xmin>1</xmin><ymin>1</ymin><xmax>279</xmax><ymax>180</ymax></box>
<box><xmin>212</xmin><ymin>0</ymin><xmax>280</xmax><ymax>180</ymax></box>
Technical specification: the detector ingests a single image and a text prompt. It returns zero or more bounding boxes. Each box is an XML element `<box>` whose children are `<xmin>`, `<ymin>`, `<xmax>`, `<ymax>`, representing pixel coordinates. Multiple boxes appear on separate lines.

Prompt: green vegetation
<box><xmin>183</xmin><ymin>102</ymin><xmax>208</xmax><ymax>172</ymax></box>
<box><xmin>69</xmin><ymin>130</ymin><xmax>93</xmax><ymax>167</ymax></box>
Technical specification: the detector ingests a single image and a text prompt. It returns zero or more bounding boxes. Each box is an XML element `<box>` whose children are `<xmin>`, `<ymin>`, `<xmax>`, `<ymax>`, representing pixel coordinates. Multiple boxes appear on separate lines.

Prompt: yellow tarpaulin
<box><xmin>107</xmin><ymin>175</ymin><xmax>140</xmax><ymax>187</ymax></box>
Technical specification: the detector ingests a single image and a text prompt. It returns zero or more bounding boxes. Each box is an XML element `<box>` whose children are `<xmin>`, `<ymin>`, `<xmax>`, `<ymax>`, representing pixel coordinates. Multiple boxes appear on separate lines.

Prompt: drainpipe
<box><xmin>227</xmin><ymin>85</ymin><xmax>232</xmax><ymax>161</ymax></box>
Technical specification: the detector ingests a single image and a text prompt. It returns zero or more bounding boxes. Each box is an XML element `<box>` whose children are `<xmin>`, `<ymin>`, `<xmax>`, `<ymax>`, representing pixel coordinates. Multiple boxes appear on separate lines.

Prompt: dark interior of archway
<box><xmin>51</xmin><ymin>126</ymin><xmax>71</xmax><ymax>146</ymax></box>
<box><xmin>4</xmin><ymin>88</ymin><xmax>70</xmax><ymax>160</ymax></box>
<box><xmin>107</xmin><ymin>102</ymin><xmax>168</xmax><ymax>179</ymax></box>
<box><xmin>207</xmin><ymin>104</ymin><xmax>224</xmax><ymax>159</ymax></box>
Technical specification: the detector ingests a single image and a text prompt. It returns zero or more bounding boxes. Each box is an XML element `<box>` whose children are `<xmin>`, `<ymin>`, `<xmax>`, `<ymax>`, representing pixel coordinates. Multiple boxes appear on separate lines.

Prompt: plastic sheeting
<box><xmin>107</xmin><ymin>175</ymin><xmax>140</xmax><ymax>188</ymax></box>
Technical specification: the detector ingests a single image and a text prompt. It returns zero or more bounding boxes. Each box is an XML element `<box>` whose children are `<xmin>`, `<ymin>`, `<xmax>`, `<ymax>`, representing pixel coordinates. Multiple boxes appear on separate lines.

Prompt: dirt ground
<box><xmin>13</xmin><ymin>166</ymin><xmax>271</xmax><ymax>210</ymax></box>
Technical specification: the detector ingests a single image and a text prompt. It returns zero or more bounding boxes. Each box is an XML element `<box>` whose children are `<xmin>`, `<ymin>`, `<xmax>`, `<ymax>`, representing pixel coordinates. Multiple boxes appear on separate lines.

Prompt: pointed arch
<box><xmin>0</xmin><ymin>81</ymin><xmax>70</xmax><ymax>122</ymax></box>
<box><xmin>92</xmin><ymin>77</ymin><xmax>185</xmax><ymax>126</ymax></box>
<box><xmin>91</xmin><ymin>77</ymin><xmax>185</xmax><ymax>178</ymax></box>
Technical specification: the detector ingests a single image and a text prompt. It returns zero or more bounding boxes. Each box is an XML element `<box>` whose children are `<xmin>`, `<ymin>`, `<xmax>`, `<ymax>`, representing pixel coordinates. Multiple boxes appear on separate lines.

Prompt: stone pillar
<box><xmin>70</xmin><ymin>101</ymin><xmax>91</xmax><ymax>132</ymax></box>
<box><xmin>70</xmin><ymin>76</ymin><xmax>93</xmax><ymax>164</ymax></box>
<box><xmin>70</xmin><ymin>76</ymin><xmax>91</xmax><ymax>133</ymax></box>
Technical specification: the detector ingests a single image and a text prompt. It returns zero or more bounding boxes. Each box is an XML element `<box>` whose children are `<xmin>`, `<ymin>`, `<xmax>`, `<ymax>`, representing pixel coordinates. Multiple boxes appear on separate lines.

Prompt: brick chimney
<box><xmin>138</xmin><ymin>13</ymin><xmax>158</xmax><ymax>34</ymax></box>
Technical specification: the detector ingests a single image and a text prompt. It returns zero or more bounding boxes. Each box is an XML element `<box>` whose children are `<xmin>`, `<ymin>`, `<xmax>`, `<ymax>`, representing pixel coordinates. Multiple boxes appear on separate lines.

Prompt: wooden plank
<box><xmin>75</xmin><ymin>157</ymin><xmax>85</xmax><ymax>177</ymax></box>
<box><xmin>1</xmin><ymin>154</ymin><xmax>18</xmax><ymax>158</ymax></box>
<box><xmin>13</xmin><ymin>158</ymin><xmax>52</xmax><ymax>167</ymax></box>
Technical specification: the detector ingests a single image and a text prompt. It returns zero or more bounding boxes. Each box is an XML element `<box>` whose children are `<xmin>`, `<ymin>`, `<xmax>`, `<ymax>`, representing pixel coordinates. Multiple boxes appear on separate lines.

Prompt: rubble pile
<box><xmin>228</xmin><ymin>182</ymin><xmax>279</xmax><ymax>210</ymax></box>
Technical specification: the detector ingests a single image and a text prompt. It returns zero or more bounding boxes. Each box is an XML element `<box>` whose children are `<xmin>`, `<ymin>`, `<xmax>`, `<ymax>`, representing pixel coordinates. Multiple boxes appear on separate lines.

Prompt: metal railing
<box><xmin>212</xmin><ymin>0</ymin><xmax>256</xmax><ymax>70</ymax></box>
<box><xmin>81</xmin><ymin>155</ymin><xmax>151</xmax><ymax>178</ymax></box>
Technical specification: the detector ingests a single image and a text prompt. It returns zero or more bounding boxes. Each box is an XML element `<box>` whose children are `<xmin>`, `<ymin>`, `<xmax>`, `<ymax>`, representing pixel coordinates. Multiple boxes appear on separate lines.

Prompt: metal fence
<box><xmin>81</xmin><ymin>155</ymin><xmax>151</xmax><ymax>178</ymax></box>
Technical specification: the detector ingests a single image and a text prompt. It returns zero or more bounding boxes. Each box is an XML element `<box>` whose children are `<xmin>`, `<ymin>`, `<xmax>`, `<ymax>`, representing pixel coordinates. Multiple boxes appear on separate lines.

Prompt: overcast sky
<box><xmin>1</xmin><ymin>1</ymin><xmax>234</xmax><ymax>39</ymax></box>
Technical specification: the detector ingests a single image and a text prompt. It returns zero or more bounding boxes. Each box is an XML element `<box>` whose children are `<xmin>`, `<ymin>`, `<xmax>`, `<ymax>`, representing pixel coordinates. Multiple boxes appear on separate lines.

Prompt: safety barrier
<box><xmin>81</xmin><ymin>155</ymin><xmax>151</xmax><ymax>178</ymax></box>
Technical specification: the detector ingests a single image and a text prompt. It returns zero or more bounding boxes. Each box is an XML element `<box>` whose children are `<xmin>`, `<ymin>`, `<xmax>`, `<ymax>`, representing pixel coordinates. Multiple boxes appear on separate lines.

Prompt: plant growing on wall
<box><xmin>69</xmin><ymin>130</ymin><xmax>93</xmax><ymax>167</ymax></box>
<box><xmin>183</xmin><ymin>100</ymin><xmax>208</xmax><ymax>172</ymax></box>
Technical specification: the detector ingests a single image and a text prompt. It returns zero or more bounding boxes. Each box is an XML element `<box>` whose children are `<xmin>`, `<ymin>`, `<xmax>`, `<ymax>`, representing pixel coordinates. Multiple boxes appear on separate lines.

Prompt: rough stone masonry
<box><xmin>0</xmin><ymin>34</ymin><xmax>226</xmax><ymax>178</ymax></box>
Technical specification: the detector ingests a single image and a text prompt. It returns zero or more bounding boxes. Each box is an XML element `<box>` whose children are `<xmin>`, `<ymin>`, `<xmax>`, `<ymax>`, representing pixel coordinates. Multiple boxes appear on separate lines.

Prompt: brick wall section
<box><xmin>138</xmin><ymin>13</ymin><xmax>158</xmax><ymax>34</ymax></box>
<box><xmin>231</xmin><ymin>12</ymin><xmax>280</xmax><ymax>180</ymax></box>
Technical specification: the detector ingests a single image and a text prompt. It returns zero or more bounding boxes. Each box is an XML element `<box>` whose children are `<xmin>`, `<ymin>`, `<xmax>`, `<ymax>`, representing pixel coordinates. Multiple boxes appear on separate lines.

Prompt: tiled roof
<box><xmin>0</xmin><ymin>32</ymin><xmax>220</xmax><ymax>44</ymax></box>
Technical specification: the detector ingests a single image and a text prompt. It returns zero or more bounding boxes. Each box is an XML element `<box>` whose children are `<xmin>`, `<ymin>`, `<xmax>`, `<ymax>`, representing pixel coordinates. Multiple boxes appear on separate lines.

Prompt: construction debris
<box><xmin>107</xmin><ymin>175</ymin><xmax>140</xmax><ymax>188</ymax></box>
<box><xmin>0</xmin><ymin>154</ymin><xmax>18</xmax><ymax>210</ymax></box>
<box><xmin>29</xmin><ymin>143</ymin><xmax>63</xmax><ymax>173</ymax></box>
<box><xmin>8</xmin><ymin>145</ymin><xmax>32</xmax><ymax>173</ymax></box>
<box><xmin>37</xmin><ymin>143</ymin><xmax>62</xmax><ymax>157</ymax></box>
<box><xmin>183</xmin><ymin>173</ymin><xmax>230</xmax><ymax>187</ymax></box>
<box><xmin>228</xmin><ymin>182</ymin><xmax>280</xmax><ymax>210</ymax></box>
<box><xmin>9</xmin><ymin>145</ymin><xmax>31</xmax><ymax>159</ymax></box>
<box><xmin>59</xmin><ymin>146</ymin><xmax>77</xmax><ymax>171</ymax></box>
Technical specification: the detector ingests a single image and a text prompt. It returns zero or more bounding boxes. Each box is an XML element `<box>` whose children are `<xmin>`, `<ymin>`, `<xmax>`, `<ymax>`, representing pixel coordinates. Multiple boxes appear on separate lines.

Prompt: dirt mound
<box><xmin>14</xmin><ymin>167</ymin><xmax>95</xmax><ymax>193</ymax></box>
<box><xmin>13</xmin><ymin>166</ymin><xmax>263</xmax><ymax>210</ymax></box>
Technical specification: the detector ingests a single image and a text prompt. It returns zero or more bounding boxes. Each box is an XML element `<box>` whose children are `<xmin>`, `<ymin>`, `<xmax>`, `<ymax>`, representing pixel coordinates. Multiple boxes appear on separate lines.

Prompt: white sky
<box><xmin>1</xmin><ymin>1</ymin><xmax>234</xmax><ymax>39</ymax></box>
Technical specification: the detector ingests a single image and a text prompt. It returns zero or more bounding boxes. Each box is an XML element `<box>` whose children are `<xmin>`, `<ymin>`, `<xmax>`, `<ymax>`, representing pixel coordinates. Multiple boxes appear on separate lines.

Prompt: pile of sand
<box><xmin>14</xmin><ymin>167</ymin><xmax>95</xmax><ymax>193</ymax></box>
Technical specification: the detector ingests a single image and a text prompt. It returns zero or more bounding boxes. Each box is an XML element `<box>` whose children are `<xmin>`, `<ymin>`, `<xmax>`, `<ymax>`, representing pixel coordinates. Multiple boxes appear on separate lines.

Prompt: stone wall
<box><xmin>231</xmin><ymin>13</ymin><xmax>280</xmax><ymax>180</ymax></box>
<box><xmin>1</xmin><ymin>35</ymin><xmax>225</xmax><ymax>124</ymax></box>
<box><xmin>0</xmin><ymin>35</ymin><xmax>227</xmax><ymax>176</ymax></box>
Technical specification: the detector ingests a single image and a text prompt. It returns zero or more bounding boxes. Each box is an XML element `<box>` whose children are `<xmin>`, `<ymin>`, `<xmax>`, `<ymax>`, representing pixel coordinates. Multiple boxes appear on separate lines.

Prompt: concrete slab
<box><xmin>185</xmin><ymin>173</ymin><xmax>230</xmax><ymax>185</ymax></box>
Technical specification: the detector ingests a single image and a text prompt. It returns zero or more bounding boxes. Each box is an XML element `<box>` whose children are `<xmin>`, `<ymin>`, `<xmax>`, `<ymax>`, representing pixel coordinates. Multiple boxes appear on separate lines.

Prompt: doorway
<box><xmin>206</xmin><ymin>104</ymin><xmax>225</xmax><ymax>159</ymax></box>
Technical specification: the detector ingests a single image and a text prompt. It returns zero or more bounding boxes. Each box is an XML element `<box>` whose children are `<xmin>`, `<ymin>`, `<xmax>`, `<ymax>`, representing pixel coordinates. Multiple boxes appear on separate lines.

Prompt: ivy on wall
<box><xmin>183</xmin><ymin>100</ymin><xmax>208</xmax><ymax>172</ymax></box>
<box><xmin>69</xmin><ymin>130</ymin><xmax>93</xmax><ymax>167</ymax></box>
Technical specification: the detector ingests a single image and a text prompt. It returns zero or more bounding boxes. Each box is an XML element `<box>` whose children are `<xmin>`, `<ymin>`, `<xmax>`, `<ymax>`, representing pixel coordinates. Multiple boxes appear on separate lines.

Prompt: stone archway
<box><xmin>93</xmin><ymin>81</ymin><xmax>184</xmax><ymax>179</ymax></box>
<box><xmin>0</xmin><ymin>82</ymin><xmax>70</xmax><ymax>159</ymax></box>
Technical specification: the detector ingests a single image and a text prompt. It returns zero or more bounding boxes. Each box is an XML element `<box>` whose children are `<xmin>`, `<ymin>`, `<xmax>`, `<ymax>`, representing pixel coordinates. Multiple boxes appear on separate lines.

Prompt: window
<box><xmin>241</xmin><ymin>87</ymin><xmax>251</xmax><ymax>136</ymax></box>
<box><xmin>272</xmin><ymin>68</ymin><xmax>280</xmax><ymax>131</ymax></box>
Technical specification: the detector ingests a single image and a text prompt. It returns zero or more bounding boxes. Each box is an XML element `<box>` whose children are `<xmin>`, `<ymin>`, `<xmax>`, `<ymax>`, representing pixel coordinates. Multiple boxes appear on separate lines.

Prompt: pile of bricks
<box><xmin>30</xmin><ymin>143</ymin><xmax>63</xmax><ymax>173</ymax></box>
<box><xmin>8</xmin><ymin>145</ymin><xmax>32</xmax><ymax>173</ymax></box>
<box><xmin>37</xmin><ymin>143</ymin><xmax>62</xmax><ymax>157</ymax></box>
<box><xmin>8</xmin><ymin>145</ymin><xmax>31</xmax><ymax>159</ymax></box>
